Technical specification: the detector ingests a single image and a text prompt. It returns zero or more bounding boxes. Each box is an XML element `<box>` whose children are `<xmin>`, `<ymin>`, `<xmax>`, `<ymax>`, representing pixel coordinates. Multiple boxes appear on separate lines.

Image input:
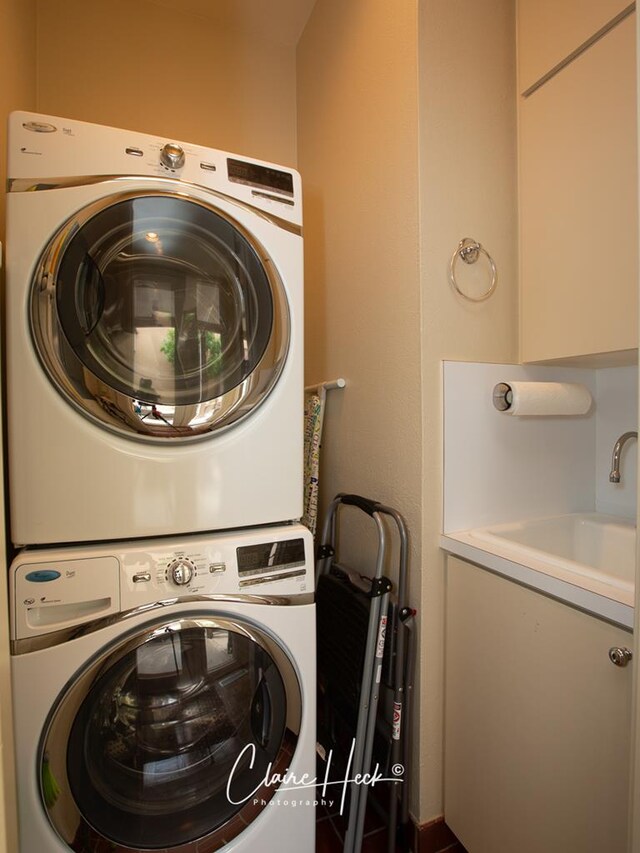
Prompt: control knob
<box><xmin>168</xmin><ymin>558</ymin><xmax>194</xmax><ymax>586</ymax></box>
<box><xmin>160</xmin><ymin>143</ymin><xmax>185</xmax><ymax>170</ymax></box>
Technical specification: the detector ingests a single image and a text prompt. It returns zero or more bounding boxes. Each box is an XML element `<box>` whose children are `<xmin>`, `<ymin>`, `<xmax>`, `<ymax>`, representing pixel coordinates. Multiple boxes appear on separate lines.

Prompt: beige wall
<box><xmin>36</xmin><ymin>0</ymin><xmax>298</xmax><ymax>166</ymax></box>
<box><xmin>297</xmin><ymin>0</ymin><xmax>517</xmax><ymax>824</ymax></box>
<box><xmin>0</xmin><ymin>2</ymin><xmax>36</xmax><ymax>848</ymax></box>
<box><xmin>419</xmin><ymin>0</ymin><xmax>518</xmax><ymax>820</ymax></box>
<box><xmin>0</xmin><ymin>0</ymin><xmax>36</xmax><ymax>241</ymax></box>
<box><xmin>297</xmin><ymin>0</ymin><xmax>423</xmax><ymax>814</ymax></box>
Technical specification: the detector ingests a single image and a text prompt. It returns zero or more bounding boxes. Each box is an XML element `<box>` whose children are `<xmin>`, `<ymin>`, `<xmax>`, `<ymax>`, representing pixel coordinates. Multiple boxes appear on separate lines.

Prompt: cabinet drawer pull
<box><xmin>609</xmin><ymin>647</ymin><xmax>633</xmax><ymax>667</ymax></box>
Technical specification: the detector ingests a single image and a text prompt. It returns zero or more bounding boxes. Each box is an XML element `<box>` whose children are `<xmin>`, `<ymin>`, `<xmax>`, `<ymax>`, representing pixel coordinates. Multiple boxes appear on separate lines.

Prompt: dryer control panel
<box><xmin>10</xmin><ymin>524</ymin><xmax>313</xmax><ymax>641</ymax></box>
<box><xmin>8</xmin><ymin>111</ymin><xmax>303</xmax><ymax>227</ymax></box>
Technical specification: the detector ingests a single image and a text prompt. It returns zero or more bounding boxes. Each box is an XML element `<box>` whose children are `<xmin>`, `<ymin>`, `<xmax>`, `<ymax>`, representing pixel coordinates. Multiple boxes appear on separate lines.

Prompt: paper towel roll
<box><xmin>496</xmin><ymin>381</ymin><xmax>592</xmax><ymax>416</ymax></box>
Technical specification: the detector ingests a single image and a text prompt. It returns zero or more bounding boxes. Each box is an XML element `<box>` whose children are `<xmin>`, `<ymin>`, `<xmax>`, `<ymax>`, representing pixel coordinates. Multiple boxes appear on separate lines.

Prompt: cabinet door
<box><xmin>445</xmin><ymin>557</ymin><xmax>632</xmax><ymax>853</ymax></box>
<box><xmin>518</xmin><ymin>0</ymin><xmax>633</xmax><ymax>93</ymax></box>
<box><xmin>519</xmin><ymin>13</ymin><xmax>638</xmax><ymax>363</ymax></box>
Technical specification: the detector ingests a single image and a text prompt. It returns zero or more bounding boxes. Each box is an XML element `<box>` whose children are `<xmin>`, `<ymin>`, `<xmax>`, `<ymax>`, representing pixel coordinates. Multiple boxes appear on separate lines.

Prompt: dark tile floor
<box><xmin>315</xmin><ymin>794</ymin><xmax>392</xmax><ymax>852</ymax></box>
<box><xmin>315</xmin><ymin>792</ymin><xmax>467</xmax><ymax>852</ymax></box>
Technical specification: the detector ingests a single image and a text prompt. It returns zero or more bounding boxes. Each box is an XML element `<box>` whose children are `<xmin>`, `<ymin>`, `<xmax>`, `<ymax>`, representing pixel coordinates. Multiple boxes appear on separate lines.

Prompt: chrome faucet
<box><xmin>609</xmin><ymin>431</ymin><xmax>638</xmax><ymax>483</ymax></box>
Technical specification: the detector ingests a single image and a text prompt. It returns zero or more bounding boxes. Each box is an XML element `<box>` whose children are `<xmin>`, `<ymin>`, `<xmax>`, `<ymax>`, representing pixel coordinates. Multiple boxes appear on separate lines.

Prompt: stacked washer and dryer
<box><xmin>5</xmin><ymin>112</ymin><xmax>315</xmax><ymax>853</ymax></box>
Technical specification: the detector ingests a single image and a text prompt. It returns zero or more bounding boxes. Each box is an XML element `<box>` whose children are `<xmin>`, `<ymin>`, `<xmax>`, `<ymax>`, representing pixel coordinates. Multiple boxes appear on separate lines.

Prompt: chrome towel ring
<box><xmin>449</xmin><ymin>237</ymin><xmax>497</xmax><ymax>302</ymax></box>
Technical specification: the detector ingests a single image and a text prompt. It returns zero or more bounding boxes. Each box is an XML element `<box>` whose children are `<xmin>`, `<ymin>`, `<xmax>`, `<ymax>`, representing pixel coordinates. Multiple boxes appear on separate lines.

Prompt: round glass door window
<box><xmin>40</xmin><ymin>618</ymin><xmax>301</xmax><ymax>851</ymax></box>
<box><xmin>31</xmin><ymin>191</ymin><xmax>290</xmax><ymax>441</ymax></box>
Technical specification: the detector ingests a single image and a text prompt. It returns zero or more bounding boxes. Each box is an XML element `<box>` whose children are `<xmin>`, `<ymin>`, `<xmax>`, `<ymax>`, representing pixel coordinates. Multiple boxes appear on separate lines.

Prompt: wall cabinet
<box><xmin>517</xmin><ymin>0</ymin><xmax>633</xmax><ymax>93</ymax></box>
<box><xmin>444</xmin><ymin>557</ymin><xmax>632</xmax><ymax>853</ymax></box>
<box><xmin>519</xmin><ymin>13</ymin><xmax>638</xmax><ymax>363</ymax></box>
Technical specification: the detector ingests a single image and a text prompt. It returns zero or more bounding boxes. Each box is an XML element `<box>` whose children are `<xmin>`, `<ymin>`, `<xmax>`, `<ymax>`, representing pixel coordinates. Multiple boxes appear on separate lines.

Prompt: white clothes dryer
<box><xmin>10</xmin><ymin>523</ymin><xmax>315</xmax><ymax>853</ymax></box>
<box><xmin>6</xmin><ymin>112</ymin><xmax>304</xmax><ymax>545</ymax></box>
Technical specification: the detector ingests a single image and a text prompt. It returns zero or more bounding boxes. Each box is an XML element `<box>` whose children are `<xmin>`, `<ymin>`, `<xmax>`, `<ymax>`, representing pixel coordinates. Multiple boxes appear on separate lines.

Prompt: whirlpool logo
<box><xmin>23</xmin><ymin>121</ymin><xmax>57</xmax><ymax>133</ymax></box>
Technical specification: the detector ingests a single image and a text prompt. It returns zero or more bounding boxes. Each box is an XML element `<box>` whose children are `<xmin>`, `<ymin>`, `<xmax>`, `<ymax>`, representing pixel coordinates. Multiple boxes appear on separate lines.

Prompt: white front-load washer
<box><xmin>6</xmin><ymin>112</ymin><xmax>304</xmax><ymax>545</ymax></box>
<box><xmin>10</xmin><ymin>523</ymin><xmax>315</xmax><ymax>852</ymax></box>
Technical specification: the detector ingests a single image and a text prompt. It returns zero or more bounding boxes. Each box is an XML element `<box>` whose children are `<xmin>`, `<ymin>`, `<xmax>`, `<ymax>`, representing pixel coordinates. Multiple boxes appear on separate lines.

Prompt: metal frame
<box><xmin>316</xmin><ymin>494</ymin><xmax>415</xmax><ymax>853</ymax></box>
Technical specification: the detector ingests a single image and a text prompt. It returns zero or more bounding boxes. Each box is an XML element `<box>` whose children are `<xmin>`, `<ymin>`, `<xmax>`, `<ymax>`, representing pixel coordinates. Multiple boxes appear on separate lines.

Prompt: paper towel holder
<box><xmin>492</xmin><ymin>382</ymin><xmax>512</xmax><ymax>411</ymax></box>
<box><xmin>491</xmin><ymin>381</ymin><xmax>592</xmax><ymax>416</ymax></box>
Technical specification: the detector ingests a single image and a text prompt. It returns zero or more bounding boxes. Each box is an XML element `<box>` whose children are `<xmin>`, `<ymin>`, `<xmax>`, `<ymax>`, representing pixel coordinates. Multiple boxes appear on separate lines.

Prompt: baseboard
<box><xmin>412</xmin><ymin>816</ymin><xmax>463</xmax><ymax>852</ymax></box>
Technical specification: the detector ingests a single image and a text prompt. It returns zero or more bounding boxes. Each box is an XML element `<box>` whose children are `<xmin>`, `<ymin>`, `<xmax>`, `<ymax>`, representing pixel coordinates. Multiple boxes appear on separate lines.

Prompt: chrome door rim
<box><xmin>39</xmin><ymin>614</ymin><xmax>302</xmax><ymax>852</ymax></box>
<box><xmin>30</xmin><ymin>188</ymin><xmax>291</xmax><ymax>443</ymax></box>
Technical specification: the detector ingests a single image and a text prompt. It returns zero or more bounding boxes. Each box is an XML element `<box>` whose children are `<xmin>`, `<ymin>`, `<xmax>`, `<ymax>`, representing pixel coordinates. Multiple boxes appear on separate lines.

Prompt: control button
<box><xmin>200</xmin><ymin>162</ymin><xmax>217</xmax><ymax>172</ymax></box>
<box><xmin>133</xmin><ymin>572</ymin><xmax>151</xmax><ymax>583</ymax></box>
<box><xmin>126</xmin><ymin>146</ymin><xmax>144</xmax><ymax>157</ymax></box>
<box><xmin>168</xmin><ymin>558</ymin><xmax>194</xmax><ymax>586</ymax></box>
<box><xmin>209</xmin><ymin>563</ymin><xmax>226</xmax><ymax>574</ymax></box>
<box><xmin>160</xmin><ymin>143</ymin><xmax>185</xmax><ymax>170</ymax></box>
<box><xmin>25</xmin><ymin>570</ymin><xmax>61</xmax><ymax>583</ymax></box>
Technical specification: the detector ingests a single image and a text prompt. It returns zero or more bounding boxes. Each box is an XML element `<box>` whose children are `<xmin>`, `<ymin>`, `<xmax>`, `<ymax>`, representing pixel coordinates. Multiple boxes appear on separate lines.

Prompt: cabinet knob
<box><xmin>609</xmin><ymin>647</ymin><xmax>633</xmax><ymax>667</ymax></box>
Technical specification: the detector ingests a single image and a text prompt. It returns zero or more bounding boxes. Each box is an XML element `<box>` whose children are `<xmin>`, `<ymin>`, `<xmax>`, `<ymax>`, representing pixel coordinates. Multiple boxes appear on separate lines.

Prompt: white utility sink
<box><xmin>465</xmin><ymin>513</ymin><xmax>636</xmax><ymax>592</ymax></box>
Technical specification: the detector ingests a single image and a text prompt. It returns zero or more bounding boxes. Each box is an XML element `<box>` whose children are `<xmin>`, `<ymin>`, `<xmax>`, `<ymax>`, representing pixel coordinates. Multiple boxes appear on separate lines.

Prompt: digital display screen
<box><xmin>227</xmin><ymin>158</ymin><xmax>294</xmax><ymax>197</ymax></box>
<box><xmin>237</xmin><ymin>538</ymin><xmax>306</xmax><ymax>576</ymax></box>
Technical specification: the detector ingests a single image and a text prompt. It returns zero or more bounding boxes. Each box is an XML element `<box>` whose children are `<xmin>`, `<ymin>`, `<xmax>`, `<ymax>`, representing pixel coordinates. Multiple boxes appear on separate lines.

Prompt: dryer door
<box><xmin>40</xmin><ymin>616</ymin><xmax>302</xmax><ymax>852</ymax></box>
<box><xmin>31</xmin><ymin>191</ymin><xmax>290</xmax><ymax>441</ymax></box>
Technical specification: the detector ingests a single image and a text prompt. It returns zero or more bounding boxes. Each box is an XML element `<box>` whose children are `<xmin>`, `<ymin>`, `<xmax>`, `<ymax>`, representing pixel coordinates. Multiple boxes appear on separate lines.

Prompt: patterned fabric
<box><xmin>302</xmin><ymin>392</ymin><xmax>324</xmax><ymax>536</ymax></box>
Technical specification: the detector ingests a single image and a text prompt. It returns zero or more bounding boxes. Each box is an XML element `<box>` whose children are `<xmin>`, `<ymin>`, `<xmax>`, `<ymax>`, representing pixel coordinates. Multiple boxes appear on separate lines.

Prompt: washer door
<box><xmin>31</xmin><ymin>191</ymin><xmax>290</xmax><ymax>442</ymax></box>
<box><xmin>40</xmin><ymin>617</ymin><xmax>302</xmax><ymax>852</ymax></box>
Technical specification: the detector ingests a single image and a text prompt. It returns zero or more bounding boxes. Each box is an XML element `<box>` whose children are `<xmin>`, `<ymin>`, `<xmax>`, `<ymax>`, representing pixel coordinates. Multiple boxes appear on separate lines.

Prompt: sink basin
<box><xmin>466</xmin><ymin>513</ymin><xmax>636</xmax><ymax>591</ymax></box>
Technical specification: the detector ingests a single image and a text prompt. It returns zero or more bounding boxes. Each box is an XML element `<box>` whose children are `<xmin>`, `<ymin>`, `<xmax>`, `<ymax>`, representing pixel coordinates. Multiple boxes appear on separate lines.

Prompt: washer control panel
<box><xmin>167</xmin><ymin>557</ymin><xmax>195</xmax><ymax>586</ymax></box>
<box><xmin>116</xmin><ymin>524</ymin><xmax>313</xmax><ymax>609</ymax></box>
<box><xmin>12</xmin><ymin>556</ymin><xmax>120</xmax><ymax>641</ymax></box>
<box><xmin>10</xmin><ymin>525</ymin><xmax>314</xmax><ymax>641</ymax></box>
<box><xmin>121</xmin><ymin>544</ymin><xmax>229</xmax><ymax>604</ymax></box>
